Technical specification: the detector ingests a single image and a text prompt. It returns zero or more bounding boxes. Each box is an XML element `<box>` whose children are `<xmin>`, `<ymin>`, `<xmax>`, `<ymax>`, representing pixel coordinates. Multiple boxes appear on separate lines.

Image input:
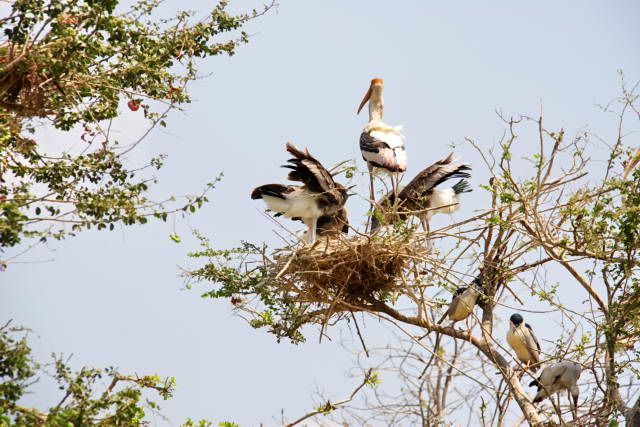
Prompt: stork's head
<box><xmin>510</xmin><ymin>313</ymin><xmax>524</xmax><ymax>326</ymax></box>
<box><xmin>357</xmin><ymin>77</ymin><xmax>384</xmax><ymax>115</ymax></box>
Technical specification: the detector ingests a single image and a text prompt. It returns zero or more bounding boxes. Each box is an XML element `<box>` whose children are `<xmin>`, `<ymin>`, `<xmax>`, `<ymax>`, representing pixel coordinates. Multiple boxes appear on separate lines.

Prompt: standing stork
<box><xmin>506</xmin><ymin>313</ymin><xmax>542</xmax><ymax>372</ymax></box>
<box><xmin>357</xmin><ymin>78</ymin><xmax>407</xmax><ymax>216</ymax></box>
<box><xmin>251</xmin><ymin>143</ymin><xmax>350</xmax><ymax>244</ymax></box>
<box><xmin>529</xmin><ymin>360</ymin><xmax>582</xmax><ymax>419</ymax></box>
<box><xmin>370</xmin><ymin>153</ymin><xmax>471</xmax><ymax>233</ymax></box>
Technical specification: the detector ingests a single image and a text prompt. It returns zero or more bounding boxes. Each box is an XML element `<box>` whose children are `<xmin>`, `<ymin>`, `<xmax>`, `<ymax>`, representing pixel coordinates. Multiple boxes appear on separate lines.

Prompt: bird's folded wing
<box><xmin>524</xmin><ymin>323</ymin><xmax>542</xmax><ymax>363</ymax></box>
<box><xmin>360</xmin><ymin>131</ymin><xmax>391</xmax><ymax>153</ymax></box>
<box><xmin>283</xmin><ymin>142</ymin><xmax>336</xmax><ymax>193</ymax></box>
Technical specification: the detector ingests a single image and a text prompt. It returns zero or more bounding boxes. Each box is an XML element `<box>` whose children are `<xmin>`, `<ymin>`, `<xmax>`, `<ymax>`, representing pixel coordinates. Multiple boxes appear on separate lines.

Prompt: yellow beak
<box><xmin>357</xmin><ymin>84</ymin><xmax>372</xmax><ymax>115</ymax></box>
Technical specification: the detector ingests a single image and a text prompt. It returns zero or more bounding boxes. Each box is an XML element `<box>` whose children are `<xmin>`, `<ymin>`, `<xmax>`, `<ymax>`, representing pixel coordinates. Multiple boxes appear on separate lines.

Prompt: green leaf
<box><xmin>169</xmin><ymin>233</ymin><xmax>182</xmax><ymax>243</ymax></box>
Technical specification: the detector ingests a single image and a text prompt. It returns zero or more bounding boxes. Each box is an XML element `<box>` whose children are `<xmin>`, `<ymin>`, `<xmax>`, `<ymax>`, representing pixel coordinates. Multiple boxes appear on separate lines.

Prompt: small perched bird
<box><xmin>506</xmin><ymin>313</ymin><xmax>542</xmax><ymax>371</ymax></box>
<box><xmin>446</xmin><ymin>276</ymin><xmax>483</xmax><ymax>322</ymax></box>
<box><xmin>251</xmin><ymin>143</ymin><xmax>350</xmax><ymax>244</ymax></box>
<box><xmin>371</xmin><ymin>153</ymin><xmax>472</xmax><ymax>232</ymax></box>
<box><xmin>529</xmin><ymin>360</ymin><xmax>582</xmax><ymax>419</ymax></box>
<box><xmin>357</xmin><ymin>78</ymin><xmax>407</xmax><ymax>215</ymax></box>
<box><xmin>420</xmin><ymin>276</ymin><xmax>483</xmax><ymax>377</ymax></box>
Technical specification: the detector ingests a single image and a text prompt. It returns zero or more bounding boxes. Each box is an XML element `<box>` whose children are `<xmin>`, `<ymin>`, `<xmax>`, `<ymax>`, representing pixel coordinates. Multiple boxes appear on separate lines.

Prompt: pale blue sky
<box><xmin>2</xmin><ymin>1</ymin><xmax>640</xmax><ymax>425</ymax></box>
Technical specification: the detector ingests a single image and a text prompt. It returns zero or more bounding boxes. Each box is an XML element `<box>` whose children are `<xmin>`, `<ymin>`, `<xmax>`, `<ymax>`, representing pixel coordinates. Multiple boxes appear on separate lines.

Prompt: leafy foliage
<box><xmin>0</xmin><ymin>323</ymin><xmax>177</xmax><ymax>426</ymax></box>
<box><xmin>0</xmin><ymin>0</ymin><xmax>272</xmax><ymax>254</ymax></box>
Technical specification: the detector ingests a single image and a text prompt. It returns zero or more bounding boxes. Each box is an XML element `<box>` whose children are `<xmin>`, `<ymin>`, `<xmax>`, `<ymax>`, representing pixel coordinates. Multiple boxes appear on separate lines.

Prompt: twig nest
<box><xmin>270</xmin><ymin>231</ymin><xmax>431</xmax><ymax>307</ymax></box>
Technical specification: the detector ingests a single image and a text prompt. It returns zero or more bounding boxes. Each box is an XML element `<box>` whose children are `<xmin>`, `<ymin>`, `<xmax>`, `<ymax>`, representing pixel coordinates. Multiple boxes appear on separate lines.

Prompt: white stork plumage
<box><xmin>251</xmin><ymin>143</ymin><xmax>350</xmax><ymax>244</ymax></box>
<box><xmin>357</xmin><ymin>78</ymin><xmax>407</xmax><ymax>216</ymax></box>
<box><xmin>506</xmin><ymin>313</ymin><xmax>542</xmax><ymax>372</ymax></box>
<box><xmin>370</xmin><ymin>153</ymin><xmax>472</xmax><ymax>233</ymax></box>
<box><xmin>529</xmin><ymin>360</ymin><xmax>582</xmax><ymax>419</ymax></box>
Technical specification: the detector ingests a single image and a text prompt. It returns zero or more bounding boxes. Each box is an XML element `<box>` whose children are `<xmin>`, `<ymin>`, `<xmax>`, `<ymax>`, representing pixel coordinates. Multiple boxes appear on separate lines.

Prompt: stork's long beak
<box><xmin>357</xmin><ymin>84</ymin><xmax>372</xmax><ymax>115</ymax></box>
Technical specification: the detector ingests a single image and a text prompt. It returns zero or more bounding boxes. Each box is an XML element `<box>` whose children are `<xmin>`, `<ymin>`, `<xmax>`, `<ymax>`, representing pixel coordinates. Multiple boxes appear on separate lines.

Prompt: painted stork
<box><xmin>506</xmin><ymin>313</ymin><xmax>542</xmax><ymax>372</ymax></box>
<box><xmin>529</xmin><ymin>360</ymin><xmax>582</xmax><ymax>419</ymax></box>
<box><xmin>370</xmin><ymin>153</ymin><xmax>471</xmax><ymax>232</ymax></box>
<box><xmin>251</xmin><ymin>143</ymin><xmax>350</xmax><ymax>244</ymax></box>
<box><xmin>357</xmin><ymin>78</ymin><xmax>407</xmax><ymax>215</ymax></box>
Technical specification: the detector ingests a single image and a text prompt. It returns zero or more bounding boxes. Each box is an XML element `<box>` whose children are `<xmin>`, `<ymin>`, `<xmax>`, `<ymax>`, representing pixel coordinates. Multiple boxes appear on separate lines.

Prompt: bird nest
<box><xmin>268</xmin><ymin>230</ymin><xmax>432</xmax><ymax>308</ymax></box>
<box><xmin>0</xmin><ymin>42</ymin><xmax>70</xmax><ymax>116</ymax></box>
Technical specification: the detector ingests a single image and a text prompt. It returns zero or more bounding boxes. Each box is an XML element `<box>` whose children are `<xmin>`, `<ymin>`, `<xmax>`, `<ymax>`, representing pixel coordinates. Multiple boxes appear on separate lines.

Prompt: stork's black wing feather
<box><xmin>282</xmin><ymin>142</ymin><xmax>335</xmax><ymax>193</ymax></box>
<box><xmin>359</xmin><ymin>131</ymin><xmax>390</xmax><ymax>153</ymax></box>
<box><xmin>251</xmin><ymin>184</ymin><xmax>292</xmax><ymax>200</ymax></box>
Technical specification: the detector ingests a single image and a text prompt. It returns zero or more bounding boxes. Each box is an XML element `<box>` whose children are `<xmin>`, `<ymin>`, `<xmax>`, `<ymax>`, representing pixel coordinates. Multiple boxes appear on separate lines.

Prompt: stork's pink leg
<box><xmin>366</xmin><ymin>164</ymin><xmax>375</xmax><ymax>232</ymax></box>
<box><xmin>305</xmin><ymin>217</ymin><xmax>318</xmax><ymax>244</ymax></box>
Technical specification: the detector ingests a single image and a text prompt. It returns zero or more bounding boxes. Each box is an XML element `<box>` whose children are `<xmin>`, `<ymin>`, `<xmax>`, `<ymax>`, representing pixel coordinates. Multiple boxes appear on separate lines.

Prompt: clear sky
<box><xmin>2</xmin><ymin>1</ymin><xmax>640</xmax><ymax>425</ymax></box>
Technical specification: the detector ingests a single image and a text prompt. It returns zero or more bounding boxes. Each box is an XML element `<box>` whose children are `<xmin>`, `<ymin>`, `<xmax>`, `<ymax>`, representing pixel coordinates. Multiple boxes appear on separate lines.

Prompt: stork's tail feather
<box><xmin>430</xmin><ymin>164</ymin><xmax>472</xmax><ymax>190</ymax></box>
<box><xmin>452</xmin><ymin>179</ymin><xmax>472</xmax><ymax>194</ymax></box>
<box><xmin>251</xmin><ymin>184</ymin><xmax>289</xmax><ymax>200</ymax></box>
<box><xmin>529</xmin><ymin>378</ymin><xmax>542</xmax><ymax>388</ymax></box>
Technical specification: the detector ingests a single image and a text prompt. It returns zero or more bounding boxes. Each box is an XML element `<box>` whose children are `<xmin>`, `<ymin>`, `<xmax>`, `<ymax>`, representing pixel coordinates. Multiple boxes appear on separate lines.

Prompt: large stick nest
<box><xmin>268</xmin><ymin>231</ymin><xmax>432</xmax><ymax>309</ymax></box>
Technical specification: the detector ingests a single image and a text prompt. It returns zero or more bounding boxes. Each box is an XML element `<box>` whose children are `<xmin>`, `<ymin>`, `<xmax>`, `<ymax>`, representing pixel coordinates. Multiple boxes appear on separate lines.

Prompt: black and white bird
<box><xmin>446</xmin><ymin>276</ymin><xmax>483</xmax><ymax>323</ymax></box>
<box><xmin>371</xmin><ymin>153</ymin><xmax>472</xmax><ymax>232</ymax></box>
<box><xmin>506</xmin><ymin>313</ymin><xmax>542</xmax><ymax>371</ymax></box>
<box><xmin>421</xmin><ymin>276</ymin><xmax>483</xmax><ymax>376</ymax></box>
<box><xmin>357</xmin><ymin>78</ymin><xmax>407</xmax><ymax>212</ymax></box>
<box><xmin>251</xmin><ymin>143</ymin><xmax>350</xmax><ymax>244</ymax></box>
<box><xmin>529</xmin><ymin>360</ymin><xmax>582</xmax><ymax>418</ymax></box>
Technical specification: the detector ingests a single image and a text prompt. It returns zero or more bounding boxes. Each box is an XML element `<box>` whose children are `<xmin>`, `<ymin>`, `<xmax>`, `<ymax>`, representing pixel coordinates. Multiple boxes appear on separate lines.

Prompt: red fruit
<box><xmin>127</xmin><ymin>99</ymin><xmax>141</xmax><ymax>111</ymax></box>
<box><xmin>0</xmin><ymin>195</ymin><xmax>6</xmax><ymax>202</ymax></box>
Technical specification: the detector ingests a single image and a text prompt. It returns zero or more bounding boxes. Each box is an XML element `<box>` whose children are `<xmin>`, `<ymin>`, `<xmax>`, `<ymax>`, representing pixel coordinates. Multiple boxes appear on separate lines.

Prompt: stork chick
<box><xmin>251</xmin><ymin>143</ymin><xmax>350</xmax><ymax>244</ymax></box>
<box><xmin>287</xmin><ymin>208</ymin><xmax>349</xmax><ymax>241</ymax></box>
<box><xmin>371</xmin><ymin>153</ymin><xmax>471</xmax><ymax>232</ymax></box>
<box><xmin>506</xmin><ymin>313</ymin><xmax>542</xmax><ymax>372</ymax></box>
<box><xmin>529</xmin><ymin>360</ymin><xmax>582</xmax><ymax>419</ymax></box>
<box><xmin>357</xmin><ymin>78</ymin><xmax>407</xmax><ymax>218</ymax></box>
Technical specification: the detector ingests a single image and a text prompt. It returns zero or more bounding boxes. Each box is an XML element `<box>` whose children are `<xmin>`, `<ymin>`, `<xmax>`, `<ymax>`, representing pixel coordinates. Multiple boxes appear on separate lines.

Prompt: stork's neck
<box><xmin>368</xmin><ymin>87</ymin><xmax>384</xmax><ymax>122</ymax></box>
